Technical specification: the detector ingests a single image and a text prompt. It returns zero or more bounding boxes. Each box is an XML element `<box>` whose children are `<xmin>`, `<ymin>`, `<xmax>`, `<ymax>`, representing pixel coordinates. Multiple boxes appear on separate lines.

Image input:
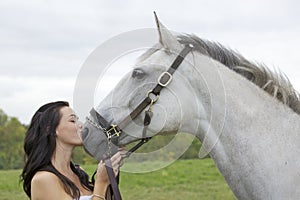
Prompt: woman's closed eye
<box><xmin>69</xmin><ymin>114</ymin><xmax>79</xmax><ymax>123</ymax></box>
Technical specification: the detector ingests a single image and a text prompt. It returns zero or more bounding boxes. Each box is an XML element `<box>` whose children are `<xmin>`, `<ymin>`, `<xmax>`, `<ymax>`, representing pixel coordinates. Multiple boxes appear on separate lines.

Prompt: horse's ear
<box><xmin>154</xmin><ymin>12</ymin><xmax>182</xmax><ymax>52</ymax></box>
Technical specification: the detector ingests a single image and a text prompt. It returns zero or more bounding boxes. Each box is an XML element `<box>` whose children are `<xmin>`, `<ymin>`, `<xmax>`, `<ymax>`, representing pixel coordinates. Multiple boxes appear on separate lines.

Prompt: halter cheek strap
<box><xmin>90</xmin><ymin>44</ymin><xmax>193</xmax><ymax>138</ymax></box>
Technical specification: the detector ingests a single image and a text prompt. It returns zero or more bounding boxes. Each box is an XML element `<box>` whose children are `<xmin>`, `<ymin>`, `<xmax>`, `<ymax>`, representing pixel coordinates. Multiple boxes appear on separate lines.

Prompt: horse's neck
<box><xmin>187</xmin><ymin>54</ymin><xmax>300</xmax><ymax>199</ymax></box>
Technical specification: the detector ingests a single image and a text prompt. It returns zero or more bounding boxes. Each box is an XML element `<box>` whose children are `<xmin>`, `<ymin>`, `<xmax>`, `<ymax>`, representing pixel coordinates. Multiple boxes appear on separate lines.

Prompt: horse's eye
<box><xmin>131</xmin><ymin>69</ymin><xmax>145</xmax><ymax>79</ymax></box>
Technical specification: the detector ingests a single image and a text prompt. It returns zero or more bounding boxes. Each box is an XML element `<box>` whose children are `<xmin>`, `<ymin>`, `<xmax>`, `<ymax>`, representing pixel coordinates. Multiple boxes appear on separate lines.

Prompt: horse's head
<box><xmin>82</xmin><ymin>14</ymin><xmax>204</xmax><ymax>160</ymax></box>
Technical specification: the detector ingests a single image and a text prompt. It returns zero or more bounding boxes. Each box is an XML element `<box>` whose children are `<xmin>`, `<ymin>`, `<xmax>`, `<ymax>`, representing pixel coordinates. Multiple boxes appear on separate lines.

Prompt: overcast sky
<box><xmin>0</xmin><ymin>0</ymin><xmax>299</xmax><ymax>124</ymax></box>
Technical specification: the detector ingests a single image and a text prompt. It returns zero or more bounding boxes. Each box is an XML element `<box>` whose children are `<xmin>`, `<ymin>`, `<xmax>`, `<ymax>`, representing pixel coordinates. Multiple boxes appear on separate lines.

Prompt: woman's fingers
<box><xmin>95</xmin><ymin>160</ymin><xmax>109</xmax><ymax>184</ymax></box>
<box><xmin>111</xmin><ymin>150</ymin><xmax>126</xmax><ymax>164</ymax></box>
<box><xmin>95</xmin><ymin>149</ymin><xmax>126</xmax><ymax>183</ymax></box>
<box><xmin>109</xmin><ymin>149</ymin><xmax>127</xmax><ymax>176</ymax></box>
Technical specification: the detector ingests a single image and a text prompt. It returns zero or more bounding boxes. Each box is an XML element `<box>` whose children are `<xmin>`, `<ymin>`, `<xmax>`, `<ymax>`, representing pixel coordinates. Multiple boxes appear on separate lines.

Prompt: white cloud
<box><xmin>0</xmin><ymin>76</ymin><xmax>75</xmax><ymax>123</ymax></box>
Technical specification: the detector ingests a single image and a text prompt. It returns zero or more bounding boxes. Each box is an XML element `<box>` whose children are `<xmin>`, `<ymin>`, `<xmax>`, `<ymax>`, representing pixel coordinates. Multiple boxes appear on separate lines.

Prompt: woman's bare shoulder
<box><xmin>31</xmin><ymin>171</ymin><xmax>71</xmax><ymax>199</ymax></box>
<box><xmin>32</xmin><ymin>171</ymin><xmax>58</xmax><ymax>182</ymax></box>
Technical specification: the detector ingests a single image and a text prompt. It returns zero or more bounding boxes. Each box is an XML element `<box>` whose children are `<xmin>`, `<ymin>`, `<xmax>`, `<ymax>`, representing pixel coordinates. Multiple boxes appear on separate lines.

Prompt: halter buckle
<box><xmin>106</xmin><ymin>124</ymin><xmax>122</xmax><ymax>139</ymax></box>
<box><xmin>158</xmin><ymin>71</ymin><xmax>173</xmax><ymax>87</ymax></box>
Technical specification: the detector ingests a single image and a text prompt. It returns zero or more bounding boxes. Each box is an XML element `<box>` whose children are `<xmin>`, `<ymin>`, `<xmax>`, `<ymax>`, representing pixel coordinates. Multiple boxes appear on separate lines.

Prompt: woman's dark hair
<box><xmin>21</xmin><ymin>101</ymin><xmax>93</xmax><ymax>199</ymax></box>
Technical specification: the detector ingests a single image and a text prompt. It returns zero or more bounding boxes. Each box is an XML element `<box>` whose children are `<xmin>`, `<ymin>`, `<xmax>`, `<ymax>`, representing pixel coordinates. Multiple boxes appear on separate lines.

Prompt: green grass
<box><xmin>119</xmin><ymin>159</ymin><xmax>236</xmax><ymax>200</ymax></box>
<box><xmin>0</xmin><ymin>159</ymin><xmax>236</xmax><ymax>200</ymax></box>
<box><xmin>0</xmin><ymin>169</ymin><xmax>27</xmax><ymax>200</ymax></box>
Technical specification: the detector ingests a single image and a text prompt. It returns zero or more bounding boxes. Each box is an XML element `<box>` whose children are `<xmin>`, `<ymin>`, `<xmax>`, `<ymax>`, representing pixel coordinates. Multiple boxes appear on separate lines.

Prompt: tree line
<box><xmin>0</xmin><ymin>109</ymin><xmax>201</xmax><ymax>170</ymax></box>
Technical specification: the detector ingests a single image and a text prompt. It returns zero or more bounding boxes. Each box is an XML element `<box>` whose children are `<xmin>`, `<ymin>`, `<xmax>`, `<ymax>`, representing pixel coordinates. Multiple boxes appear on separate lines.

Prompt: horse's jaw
<box><xmin>117</xmin><ymin>125</ymin><xmax>174</xmax><ymax>146</ymax></box>
<box><xmin>118</xmin><ymin>133</ymin><xmax>142</xmax><ymax>146</ymax></box>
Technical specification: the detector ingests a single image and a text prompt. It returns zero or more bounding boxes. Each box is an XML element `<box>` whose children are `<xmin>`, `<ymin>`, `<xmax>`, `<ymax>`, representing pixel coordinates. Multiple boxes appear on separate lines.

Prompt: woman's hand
<box><xmin>95</xmin><ymin>148</ymin><xmax>126</xmax><ymax>185</ymax></box>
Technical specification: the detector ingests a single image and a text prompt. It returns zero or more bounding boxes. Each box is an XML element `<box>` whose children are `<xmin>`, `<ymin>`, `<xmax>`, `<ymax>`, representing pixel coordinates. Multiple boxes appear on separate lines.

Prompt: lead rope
<box><xmin>104</xmin><ymin>158</ymin><xmax>122</xmax><ymax>200</ymax></box>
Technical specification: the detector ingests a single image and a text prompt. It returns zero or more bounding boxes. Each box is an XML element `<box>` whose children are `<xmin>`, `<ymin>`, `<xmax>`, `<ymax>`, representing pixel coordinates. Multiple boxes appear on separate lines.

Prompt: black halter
<box><xmin>87</xmin><ymin>45</ymin><xmax>192</xmax><ymax>200</ymax></box>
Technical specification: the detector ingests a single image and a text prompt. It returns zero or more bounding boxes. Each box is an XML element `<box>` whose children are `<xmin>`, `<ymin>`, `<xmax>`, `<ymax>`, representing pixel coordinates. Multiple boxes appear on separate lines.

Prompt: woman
<box><xmin>21</xmin><ymin>101</ymin><xmax>125</xmax><ymax>200</ymax></box>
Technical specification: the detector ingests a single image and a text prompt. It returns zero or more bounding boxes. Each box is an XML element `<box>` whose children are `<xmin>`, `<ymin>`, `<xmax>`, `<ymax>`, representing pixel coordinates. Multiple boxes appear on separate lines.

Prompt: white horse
<box><xmin>82</xmin><ymin>15</ymin><xmax>300</xmax><ymax>199</ymax></box>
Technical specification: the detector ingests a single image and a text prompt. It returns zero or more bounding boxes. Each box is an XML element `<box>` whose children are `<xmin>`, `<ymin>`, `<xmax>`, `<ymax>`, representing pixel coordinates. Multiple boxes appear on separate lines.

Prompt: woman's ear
<box><xmin>54</xmin><ymin>127</ymin><xmax>58</xmax><ymax>137</ymax></box>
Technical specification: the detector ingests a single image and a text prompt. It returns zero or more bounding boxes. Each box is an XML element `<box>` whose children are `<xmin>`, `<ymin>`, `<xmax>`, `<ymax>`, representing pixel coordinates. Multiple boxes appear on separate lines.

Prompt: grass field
<box><xmin>0</xmin><ymin>159</ymin><xmax>236</xmax><ymax>200</ymax></box>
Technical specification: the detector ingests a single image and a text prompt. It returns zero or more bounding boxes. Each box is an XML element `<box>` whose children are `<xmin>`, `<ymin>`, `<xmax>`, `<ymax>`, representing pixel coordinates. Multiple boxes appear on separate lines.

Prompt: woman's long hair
<box><xmin>21</xmin><ymin>101</ymin><xmax>93</xmax><ymax>199</ymax></box>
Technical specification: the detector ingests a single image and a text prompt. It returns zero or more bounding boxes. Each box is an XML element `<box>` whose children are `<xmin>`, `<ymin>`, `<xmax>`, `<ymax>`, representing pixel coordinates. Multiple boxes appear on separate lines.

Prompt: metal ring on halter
<box><xmin>147</xmin><ymin>90</ymin><xmax>159</xmax><ymax>102</ymax></box>
<box><xmin>147</xmin><ymin>99</ymin><xmax>155</xmax><ymax>112</ymax></box>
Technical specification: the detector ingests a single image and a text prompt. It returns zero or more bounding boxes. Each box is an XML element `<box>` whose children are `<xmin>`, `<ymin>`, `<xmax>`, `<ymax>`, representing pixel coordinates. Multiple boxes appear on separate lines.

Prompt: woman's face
<box><xmin>55</xmin><ymin>106</ymin><xmax>83</xmax><ymax>147</ymax></box>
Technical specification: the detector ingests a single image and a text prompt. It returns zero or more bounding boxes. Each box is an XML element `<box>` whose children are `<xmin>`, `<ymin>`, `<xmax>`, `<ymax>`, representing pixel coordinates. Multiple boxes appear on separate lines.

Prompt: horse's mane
<box><xmin>178</xmin><ymin>34</ymin><xmax>300</xmax><ymax>115</ymax></box>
